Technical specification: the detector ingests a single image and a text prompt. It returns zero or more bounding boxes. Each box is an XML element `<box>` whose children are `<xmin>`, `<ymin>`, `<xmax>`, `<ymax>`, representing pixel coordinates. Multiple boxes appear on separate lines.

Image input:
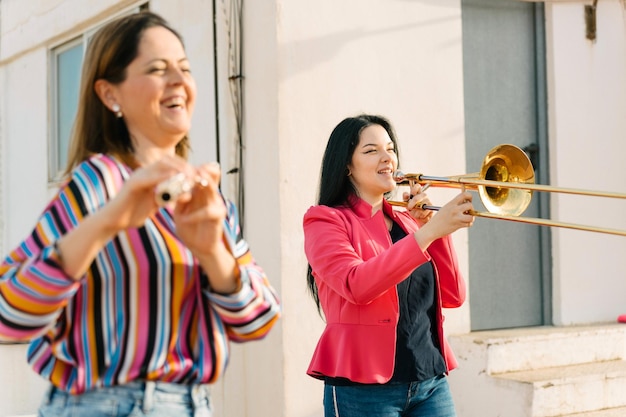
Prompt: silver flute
<box><xmin>154</xmin><ymin>172</ymin><xmax>209</xmax><ymax>206</ymax></box>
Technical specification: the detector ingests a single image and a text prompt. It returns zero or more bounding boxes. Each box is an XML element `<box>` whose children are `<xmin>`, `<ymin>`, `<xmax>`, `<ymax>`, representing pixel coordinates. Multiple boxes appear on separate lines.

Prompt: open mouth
<box><xmin>162</xmin><ymin>96</ymin><xmax>186</xmax><ymax>109</ymax></box>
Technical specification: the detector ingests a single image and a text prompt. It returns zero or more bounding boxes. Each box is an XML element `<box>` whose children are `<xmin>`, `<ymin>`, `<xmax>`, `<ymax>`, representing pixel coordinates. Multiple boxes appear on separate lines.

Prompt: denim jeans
<box><xmin>323</xmin><ymin>374</ymin><xmax>456</xmax><ymax>417</ymax></box>
<box><xmin>38</xmin><ymin>381</ymin><xmax>212</xmax><ymax>417</ymax></box>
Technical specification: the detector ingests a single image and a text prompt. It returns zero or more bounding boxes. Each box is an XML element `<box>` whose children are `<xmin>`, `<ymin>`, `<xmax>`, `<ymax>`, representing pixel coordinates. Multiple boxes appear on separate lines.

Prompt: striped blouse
<box><xmin>0</xmin><ymin>154</ymin><xmax>281</xmax><ymax>394</ymax></box>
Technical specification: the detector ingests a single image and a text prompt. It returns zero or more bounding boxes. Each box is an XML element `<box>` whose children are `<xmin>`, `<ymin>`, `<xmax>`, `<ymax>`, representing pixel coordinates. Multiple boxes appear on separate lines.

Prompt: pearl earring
<box><xmin>111</xmin><ymin>103</ymin><xmax>123</xmax><ymax>118</ymax></box>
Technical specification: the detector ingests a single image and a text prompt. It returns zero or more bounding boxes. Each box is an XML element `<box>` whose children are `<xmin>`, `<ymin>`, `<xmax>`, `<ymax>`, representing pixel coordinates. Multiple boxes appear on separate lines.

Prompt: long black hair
<box><xmin>306</xmin><ymin>114</ymin><xmax>400</xmax><ymax>314</ymax></box>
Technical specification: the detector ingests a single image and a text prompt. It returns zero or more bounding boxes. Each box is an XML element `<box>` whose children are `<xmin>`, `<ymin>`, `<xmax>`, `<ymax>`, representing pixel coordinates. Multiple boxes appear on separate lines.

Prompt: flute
<box><xmin>154</xmin><ymin>172</ymin><xmax>209</xmax><ymax>205</ymax></box>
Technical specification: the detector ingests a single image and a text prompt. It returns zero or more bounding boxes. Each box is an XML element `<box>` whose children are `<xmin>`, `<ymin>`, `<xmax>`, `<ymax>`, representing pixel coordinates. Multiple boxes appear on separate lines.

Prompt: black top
<box><xmin>388</xmin><ymin>221</ymin><xmax>446</xmax><ymax>383</ymax></box>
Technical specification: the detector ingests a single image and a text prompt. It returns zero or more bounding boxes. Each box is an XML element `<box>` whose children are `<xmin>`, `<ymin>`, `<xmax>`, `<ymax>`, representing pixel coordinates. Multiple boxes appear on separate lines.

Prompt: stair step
<box><xmin>461</xmin><ymin>324</ymin><xmax>626</xmax><ymax>374</ymax></box>
<box><xmin>494</xmin><ymin>360</ymin><xmax>626</xmax><ymax>417</ymax></box>
<box><xmin>448</xmin><ymin>325</ymin><xmax>626</xmax><ymax>417</ymax></box>
<box><xmin>495</xmin><ymin>359</ymin><xmax>626</xmax><ymax>383</ymax></box>
<box><xmin>558</xmin><ymin>406</ymin><xmax>626</xmax><ymax>417</ymax></box>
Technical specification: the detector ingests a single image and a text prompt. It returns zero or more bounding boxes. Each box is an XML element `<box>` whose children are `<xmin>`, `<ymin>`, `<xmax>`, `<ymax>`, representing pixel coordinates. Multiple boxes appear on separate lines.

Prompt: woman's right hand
<box><xmin>101</xmin><ymin>155</ymin><xmax>191</xmax><ymax>233</ymax></box>
<box><xmin>413</xmin><ymin>190</ymin><xmax>475</xmax><ymax>251</ymax></box>
<box><xmin>54</xmin><ymin>155</ymin><xmax>192</xmax><ymax>280</ymax></box>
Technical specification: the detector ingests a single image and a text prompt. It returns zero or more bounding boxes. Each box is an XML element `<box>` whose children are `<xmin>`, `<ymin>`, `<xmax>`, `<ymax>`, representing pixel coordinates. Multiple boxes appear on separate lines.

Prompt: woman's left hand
<box><xmin>172</xmin><ymin>162</ymin><xmax>227</xmax><ymax>256</ymax></box>
<box><xmin>404</xmin><ymin>182</ymin><xmax>434</xmax><ymax>226</ymax></box>
<box><xmin>172</xmin><ymin>162</ymin><xmax>240</xmax><ymax>293</ymax></box>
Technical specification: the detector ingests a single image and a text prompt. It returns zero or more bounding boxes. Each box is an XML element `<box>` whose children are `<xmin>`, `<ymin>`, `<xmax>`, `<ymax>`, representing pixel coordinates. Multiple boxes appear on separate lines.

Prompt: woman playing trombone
<box><xmin>304</xmin><ymin>114</ymin><xmax>474</xmax><ymax>416</ymax></box>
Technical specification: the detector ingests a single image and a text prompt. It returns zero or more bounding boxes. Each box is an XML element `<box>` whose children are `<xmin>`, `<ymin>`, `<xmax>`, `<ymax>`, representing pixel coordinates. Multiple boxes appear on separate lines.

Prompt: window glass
<box><xmin>55</xmin><ymin>41</ymin><xmax>83</xmax><ymax>178</ymax></box>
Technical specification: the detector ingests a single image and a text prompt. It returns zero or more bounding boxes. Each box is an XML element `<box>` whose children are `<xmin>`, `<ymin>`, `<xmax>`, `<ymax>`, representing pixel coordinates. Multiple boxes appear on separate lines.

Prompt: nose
<box><xmin>382</xmin><ymin>149</ymin><xmax>395</xmax><ymax>162</ymax></box>
<box><xmin>168</xmin><ymin>66</ymin><xmax>189</xmax><ymax>85</ymax></box>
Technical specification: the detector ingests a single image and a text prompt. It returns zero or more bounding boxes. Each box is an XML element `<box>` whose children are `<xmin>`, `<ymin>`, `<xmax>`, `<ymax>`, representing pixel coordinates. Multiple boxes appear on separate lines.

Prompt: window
<box><xmin>48</xmin><ymin>3</ymin><xmax>148</xmax><ymax>182</ymax></box>
<box><xmin>50</xmin><ymin>39</ymin><xmax>84</xmax><ymax>181</ymax></box>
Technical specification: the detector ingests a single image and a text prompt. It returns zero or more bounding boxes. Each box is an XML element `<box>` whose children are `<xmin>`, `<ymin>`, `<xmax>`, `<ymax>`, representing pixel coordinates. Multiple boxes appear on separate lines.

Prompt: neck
<box><xmin>133</xmin><ymin>147</ymin><xmax>176</xmax><ymax>167</ymax></box>
<box><xmin>130</xmin><ymin>132</ymin><xmax>181</xmax><ymax>167</ymax></box>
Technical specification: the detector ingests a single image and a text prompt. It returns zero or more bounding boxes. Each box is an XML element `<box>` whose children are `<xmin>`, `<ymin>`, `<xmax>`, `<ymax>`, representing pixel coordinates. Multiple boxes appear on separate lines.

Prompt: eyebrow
<box><xmin>145</xmin><ymin>57</ymin><xmax>190</xmax><ymax>66</ymax></box>
<box><xmin>360</xmin><ymin>141</ymin><xmax>394</xmax><ymax>148</ymax></box>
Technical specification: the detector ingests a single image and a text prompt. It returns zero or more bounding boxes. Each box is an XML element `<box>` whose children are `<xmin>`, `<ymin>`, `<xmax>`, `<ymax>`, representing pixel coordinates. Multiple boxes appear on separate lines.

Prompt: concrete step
<box><xmin>494</xmin><ymin>360</ymin><xmax>626</xmax><ymax>417</ymax></box>
<box><xmin>453</xmin><ymin>323</ymin><xmax>626</xmax><ymax>374</ymax></box>
<box><xmin>558</xmin><ymin>406</ymin><xmax>626</xmax><ymax>417</ymax></box>
<box><xmin>448</xmin><ymin>324</ymin><xmax>626</xmax><ymax>417</ymax></box>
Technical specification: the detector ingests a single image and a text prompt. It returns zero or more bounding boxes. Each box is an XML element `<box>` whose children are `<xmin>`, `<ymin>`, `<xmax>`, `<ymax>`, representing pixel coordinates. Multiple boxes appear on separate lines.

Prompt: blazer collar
<box><xmin>347</xmin><ymin>194</ymin><xmax>398</xmax><ymax>220</ymax></box>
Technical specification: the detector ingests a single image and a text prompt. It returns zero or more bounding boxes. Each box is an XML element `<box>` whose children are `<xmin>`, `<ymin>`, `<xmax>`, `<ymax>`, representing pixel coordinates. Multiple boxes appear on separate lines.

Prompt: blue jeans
<box><xmin>38</xmin><ymin>381</ymin><xmax>212</xmax><ymax>417</ymax></box>
<box><xmin>324</xmin><ymin>374</ymin><xmax>456</xmax><ymax>417</ymax></box>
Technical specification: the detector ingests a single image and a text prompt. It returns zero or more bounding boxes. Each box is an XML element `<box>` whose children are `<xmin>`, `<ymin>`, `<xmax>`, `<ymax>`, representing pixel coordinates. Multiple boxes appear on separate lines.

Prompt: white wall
<box><xmin>545</xmin><ymin>1</ymin><xmax>626</xmax><ymax>325</ymax></box>
<box><xmin>245</xmin><ymin>1</ymin><xmax>469</xmax><ymax>415</ymax></box>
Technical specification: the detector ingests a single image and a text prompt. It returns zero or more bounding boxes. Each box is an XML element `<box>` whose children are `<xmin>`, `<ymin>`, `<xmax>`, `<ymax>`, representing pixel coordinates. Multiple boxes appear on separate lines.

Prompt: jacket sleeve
<box><xmin>303</xmin><ymin>205</ymin><xmax>431</xmax><ymax>305</ymax></box>
<box><xmin>204</xmin><ymin>199</ymin><xmax>281</xmax><ymax>342</ymax></box>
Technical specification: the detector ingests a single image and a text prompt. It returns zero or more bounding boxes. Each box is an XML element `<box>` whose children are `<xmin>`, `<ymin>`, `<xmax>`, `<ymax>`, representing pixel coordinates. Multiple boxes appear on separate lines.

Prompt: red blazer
<box><xmin>303</xmin><ymin>195</ymin><xmax>466</xmax><ymax>384</ymax></box>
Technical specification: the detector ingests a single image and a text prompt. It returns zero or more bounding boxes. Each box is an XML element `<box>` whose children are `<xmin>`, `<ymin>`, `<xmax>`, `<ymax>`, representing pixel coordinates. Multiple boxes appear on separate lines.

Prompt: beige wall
<box><xmin>545</xmin><ymin>1</ymin><xmax>626</xmax><ymax>325</ymax></box>
<box><xmin>245</xmin><ymin>1</ymin><xmax>469</xmax><ymax>416</ymax></box>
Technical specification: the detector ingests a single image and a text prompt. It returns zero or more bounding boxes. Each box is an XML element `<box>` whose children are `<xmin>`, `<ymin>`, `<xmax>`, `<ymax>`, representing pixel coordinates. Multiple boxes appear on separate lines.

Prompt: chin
<box><xmin>166</xmin><ymin>127</ymin><xmax>190</xmax><ymax>139</ymax></box>
<box><xmin>383</xmin><ymin>181</ymin><xmax>397</xmax><ymax>191</ymax></box>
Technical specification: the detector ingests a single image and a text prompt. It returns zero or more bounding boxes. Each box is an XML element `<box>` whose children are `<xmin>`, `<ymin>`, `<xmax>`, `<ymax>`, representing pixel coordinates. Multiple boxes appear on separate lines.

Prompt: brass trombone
<box><xmin>390</xmin><ymin>144</ymin><xmax>626</xmax><ymax>236</ymax></box>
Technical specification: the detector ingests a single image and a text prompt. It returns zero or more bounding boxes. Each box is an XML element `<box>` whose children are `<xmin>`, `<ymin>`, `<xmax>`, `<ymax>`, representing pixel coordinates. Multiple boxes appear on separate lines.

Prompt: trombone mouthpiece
<box><xmin>393</xmin><ymin>170</ymin><xmax>406</xmax><ymax>182</ymax></box>
<box><xmin>393</xmin><ymin>171</ymin><xmax>423</xmax><ymax>184</ymax></box>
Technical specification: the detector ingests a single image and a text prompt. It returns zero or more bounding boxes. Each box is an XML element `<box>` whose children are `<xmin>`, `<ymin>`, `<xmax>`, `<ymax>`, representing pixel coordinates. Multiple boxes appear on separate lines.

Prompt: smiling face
<box><xmin>347</xmin><ymin>124</ymin><xmax>398</xmax><ymax>205</ymax></box>
<box><xmin>98</xmin><ymin>25</ymin><xmax>196</xmax><ymax>165</ymax></box>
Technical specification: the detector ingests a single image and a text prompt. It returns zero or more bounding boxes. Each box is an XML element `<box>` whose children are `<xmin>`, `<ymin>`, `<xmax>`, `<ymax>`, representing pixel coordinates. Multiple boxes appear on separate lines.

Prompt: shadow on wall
<box><xmin>279</xmin><ymin>15</ymin><xmax>460</xmax><ymax>81</ymax></box>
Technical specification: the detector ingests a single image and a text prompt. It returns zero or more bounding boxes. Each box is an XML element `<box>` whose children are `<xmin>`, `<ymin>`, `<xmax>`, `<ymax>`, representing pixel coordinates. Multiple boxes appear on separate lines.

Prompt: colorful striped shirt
<box><xmin>0</xmin><ymin>154</ymin><xmax>281</xmax><ymax>394</ymax></box>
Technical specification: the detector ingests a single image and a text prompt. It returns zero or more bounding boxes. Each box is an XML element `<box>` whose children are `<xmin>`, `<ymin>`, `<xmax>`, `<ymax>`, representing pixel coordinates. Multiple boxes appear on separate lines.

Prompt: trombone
<box><xmin>390</xmin><ymin>144</ymin><xmax>626</xmax><ymax>237</ymax></box>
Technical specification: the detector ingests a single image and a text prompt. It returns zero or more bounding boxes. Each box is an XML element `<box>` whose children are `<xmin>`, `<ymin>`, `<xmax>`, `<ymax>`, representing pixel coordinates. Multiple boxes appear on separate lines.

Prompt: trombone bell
<box><xmin>479</xmin><ymin>144</ymin><xmax>534</xmax><ymax>217</ymax></box>
<box><xmin>394</xmin><ymin>144</ymin><xmax>535</xmax><ymax>217</ymax></box>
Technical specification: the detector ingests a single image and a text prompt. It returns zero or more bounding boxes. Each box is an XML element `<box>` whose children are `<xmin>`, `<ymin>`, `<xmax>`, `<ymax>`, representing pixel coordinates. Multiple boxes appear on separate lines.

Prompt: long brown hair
<box><xmin>64</xmin><ymin>11</ymin><xmax>190</xmax><ymax>175</ymax></box>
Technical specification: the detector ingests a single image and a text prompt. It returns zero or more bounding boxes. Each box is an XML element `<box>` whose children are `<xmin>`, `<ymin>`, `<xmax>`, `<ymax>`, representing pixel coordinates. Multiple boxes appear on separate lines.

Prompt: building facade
<box><xmin>1</xmin><ymin>0</ymin><xmax>625</xmax><ymax>416</ymax></box>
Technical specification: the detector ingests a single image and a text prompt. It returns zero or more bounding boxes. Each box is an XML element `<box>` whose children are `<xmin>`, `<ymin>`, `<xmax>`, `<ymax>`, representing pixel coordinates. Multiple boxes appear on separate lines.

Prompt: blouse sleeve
<box><xmin>0</xmin><ymin>156</ymin><xmax>124</xmax><ymax>342</ymax></box>
<box><xmin>0</xmin><ymin>191</ymin><xmax>86</xmax><ymax>341</ymax></box>
<box><xmin>203</xmin><ymin>199</ymin><xmax>281</xmax><ymax>342</ymax></box>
